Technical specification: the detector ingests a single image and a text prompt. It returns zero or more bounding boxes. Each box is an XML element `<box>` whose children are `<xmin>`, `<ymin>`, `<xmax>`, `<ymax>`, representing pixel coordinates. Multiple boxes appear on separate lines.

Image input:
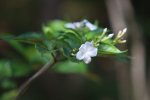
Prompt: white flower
<box><xmin>76</xmin><ymin>41</ymin><xmax>98</xmax><ymax>64</ymax></box>
<box><xmin>65</xmin><ymin>19</ymin><xmax>97</xmax><ymax>31</ymax></box>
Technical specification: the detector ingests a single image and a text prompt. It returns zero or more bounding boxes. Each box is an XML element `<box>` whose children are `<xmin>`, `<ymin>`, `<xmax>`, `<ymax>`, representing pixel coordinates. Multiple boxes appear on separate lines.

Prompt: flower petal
<box><xmin>79</xmin><ymin>44</ymin><xmax>86</xmax><ymax>51</ymax></box>
<box><xmin>85</xmin><ymin>22</ymin><xmax>97</xmax><ymax>31</ymax></box>
<box><xmin>87</xmin><ymin>47</ymin><xmax>98</xmax><ymax>57</ymax></box>
<box><xmin>74</xmin><ymin>22</ymin><xmax>83</xmax><ymax>28</ymax></box>
<box><xmin>65</xmin><ymin>23</ymin><xmax>76</xmax><ymax>29</ymax></box>
<box><xmin>84</xmin><ymin>41</ymin><xmax>93</xmax><ymax>47</ymax></box>
<box><xmin>76</xmin><ymin>51</ymin><xmax>85</xmax><ymax>60</ymax></box>
<box><xmin>79</xmin><ymin>41</ymin><xmax>92</xmax><ymax>51</ymax></box>
<box><xmin>83</xmin><ymin>56</ymin><xmax>91</xmax><ymax>64</ymax></box>
<box><xmin>82</xmin><ymin>19</ymin><xmax>97</xmax><ymax>31</ymax></box>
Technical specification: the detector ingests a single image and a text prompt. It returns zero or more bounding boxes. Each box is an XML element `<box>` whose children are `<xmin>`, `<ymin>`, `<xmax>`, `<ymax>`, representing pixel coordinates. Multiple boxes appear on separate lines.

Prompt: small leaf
<box><xmin>98</xmin><ymin>43</ymin><xmax>126</xmax><ymax>55</ymax></box>
<box><xmin>62</xmin><ymin>32</ymin><xmax>81</xmax><ymax>48</ymax></box>
<box><xmin>60</xmin><ymin>40</ymin><xmax>72</xmax><ymax>57</ymax></box>
<box><xmin>57</xmin><ymin>31</ymin><xmax>82</xmax><ymax>58</ymax></box>
<box><xmin>42</xmin><ymin>20</ymin><xmax>66</xmax><ymax>38</ymax></box>
<box><xmin>35</xmin><ymin>40</ymin><xmax>56</xmax><ymax>61</ymax></box>
<box><xmin>35</xmin><ymin>39</ymin><xmax>56</xmax><ymax>54</ymax></box>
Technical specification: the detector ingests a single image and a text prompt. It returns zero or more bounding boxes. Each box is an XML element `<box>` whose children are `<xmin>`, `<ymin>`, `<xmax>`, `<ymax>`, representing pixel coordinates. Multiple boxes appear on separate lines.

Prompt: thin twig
<box><xmin>15</xmin><ymin>56</ymin><xmax>57</xmax><ymax>100</ymax></box>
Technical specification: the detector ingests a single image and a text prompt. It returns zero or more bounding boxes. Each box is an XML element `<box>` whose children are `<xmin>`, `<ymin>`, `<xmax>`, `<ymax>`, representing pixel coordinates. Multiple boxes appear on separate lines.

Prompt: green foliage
<box><xmin>0</xmin><ymin>19</ymin><xmax>127</xmax><ymax>99</ymax></box>
<box><xmin>1</xmin><ymin>19</ymin><xmax>127</xmax><ymax>63</ymax></box>
<box><xmin>0</xmin><ymin>20</ymin><xmax>127</xmax><ymax>75</ymax></box>
<box><xmin>35</xmin><ymin>40</ymin><xmax>55</xmax><ymax>55</ymax></box>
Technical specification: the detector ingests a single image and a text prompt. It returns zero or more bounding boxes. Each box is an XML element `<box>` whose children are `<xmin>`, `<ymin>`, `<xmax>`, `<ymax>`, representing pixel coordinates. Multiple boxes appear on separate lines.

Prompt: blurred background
<box><xmin>0</xmin><ymin>0</ymin><xmax>150</xmax><ymax>100</ymax></box>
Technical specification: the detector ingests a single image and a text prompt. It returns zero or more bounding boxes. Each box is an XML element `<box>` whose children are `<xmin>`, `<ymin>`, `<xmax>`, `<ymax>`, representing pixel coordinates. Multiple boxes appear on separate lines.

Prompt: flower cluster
<box><xmin>65</xmin><ymin>19</ymin><xmax>97</xmax><ymax>31</ymax></box>
<box><xmin>113</xmin><ymin>28</ymin><xmax>127</xmax><ymax>44</ymax></box>
<box><xmin>65</xmin><ymin>20</ymin><xmax>127</xmax><ymax>64</ymax></box>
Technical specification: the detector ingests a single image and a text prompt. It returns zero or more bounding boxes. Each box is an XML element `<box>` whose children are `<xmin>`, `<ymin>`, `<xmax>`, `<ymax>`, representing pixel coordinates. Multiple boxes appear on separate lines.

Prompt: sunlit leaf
<box><xmin>42</xmin><ymin>20</ymin><xmax>66</xmax><ymax>38</ymax></box>
<box><xmin>98</xmin><ymin>43</ymin><xmax>126</xmax><ymax>55</ymax></box>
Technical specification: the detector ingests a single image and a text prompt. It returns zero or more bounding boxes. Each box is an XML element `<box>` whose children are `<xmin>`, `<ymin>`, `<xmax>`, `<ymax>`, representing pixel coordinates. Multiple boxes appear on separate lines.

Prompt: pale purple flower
<box><xmin>65</xmin><ymin>19</ymin><xmax>97</xmax><ymax>31</ymax></box>
<box><xmin>76</xmin><ymin>41</ymin><xmax>98</xmax><ymax>64</ymax></box>
<box><xmin>82</xmin><ymin>19</ymin><xmax>97</xmax><ymax>30</ymax></box>
<box><xmin>65</xmin><ymin>22</ymin><xmax>83</xmax><ymax>29</ymax></box>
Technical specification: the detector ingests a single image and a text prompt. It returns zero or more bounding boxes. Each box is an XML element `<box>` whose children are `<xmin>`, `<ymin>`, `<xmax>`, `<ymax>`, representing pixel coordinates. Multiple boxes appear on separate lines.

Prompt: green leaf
<box><xmin>53</xmin><ymin>61</ymin><xmax>88</xmax><ymax>74</ymax></box>
<box><xmin>116</xmin><ymin>53</ymin><xmax>130</xmax><ymax>63</ymax></box>
<box><xmin>85</xmin><ymin>28</ymin><xmax>104</xmax><ymax>40</ymax></box>
<box><xmin>3</xmin><ymin>39</ymin><xmax>30</xmax><ymax>62</ymax></box>
<box><xmin>7</xmin><ymin>40</ymin><xmax>27</xmax><ymax>55</ymax></box>
<box><xmin>0</xmin><ymin>61</ymin><xmax>12</xmax><ymax>78</ymax></box>
<box><xmin>98</xmin><ymin>43</ymin><xmax>126</xmax><ymax>55</ymax></box>
<box><xmin>14</xmin><ymin>32</ymin><xmax>44</xmax><ymax>44</ymax></box>
<box><xmin>11</xmin><ymin>61</ymin><xmax>32</xmax><ymax>77</ymax></box>
<box><xmin>25</xmin><ymin>46</ymin><xmax>48</xmax><ymax>64</ymax></box>
<box><xmin>57</xmin><ymin>31</ymin><xmax>82</xmax><ymax>58</ymax></box>
<box><xmin>58</xmin><ymin>40</ymin><xmax>72</xmax><ymax>57</ymax></box>
<box><xmin>35</xmin><ymin>39</ymin><xmax>56</xmax><ymax>53</ymax></box>
<box><xmin>35</xmin><ymin>40</ymin><xmax>56</xmax><ymax>62</ymax></box>
<box><xmin>0</xmin><ymin>79</ymin><xmax>16</xmax><ymax>89</ymax></box>
<box><xmin>63</xmin><ymin>32</ymin><xmax>81</xmax><ymax>48</ymax></box>
<box><xmin>0</xmin><ymin>59</ymin><xmax>33</xmax><ymax>78</ymax></box>
<box><xmin>42</xmin><ymin>20</ymin><xmax>66</xmax><ymax>38</ymax></box>
<box><xmin>35</xmin><ymin>44</ymin><xmax>53</xmax><ymax>62</ymax></box>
